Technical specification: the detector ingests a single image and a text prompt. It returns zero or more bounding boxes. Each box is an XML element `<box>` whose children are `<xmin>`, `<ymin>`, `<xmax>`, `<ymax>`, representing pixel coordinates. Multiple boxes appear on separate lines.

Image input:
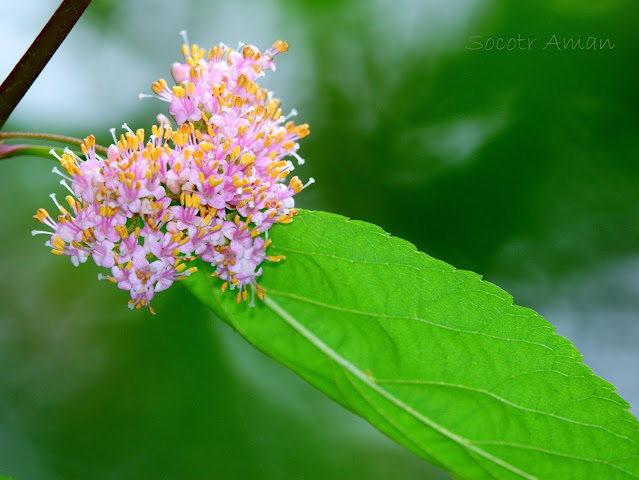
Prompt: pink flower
<box><xmin>34</xmin><ymin>38</ymin><xmax>313</xmax><ymax>312</ymax></box>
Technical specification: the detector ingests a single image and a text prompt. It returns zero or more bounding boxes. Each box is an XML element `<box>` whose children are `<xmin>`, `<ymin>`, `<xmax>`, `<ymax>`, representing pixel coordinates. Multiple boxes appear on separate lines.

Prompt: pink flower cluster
<box><xmin>33</xmin><ymin>38</ymin><xmax>312</xmax><ymax>313</ymax></box>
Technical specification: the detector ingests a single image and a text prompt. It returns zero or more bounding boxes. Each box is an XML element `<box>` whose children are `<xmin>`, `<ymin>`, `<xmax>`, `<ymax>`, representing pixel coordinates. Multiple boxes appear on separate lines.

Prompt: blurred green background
<box><xmin>1</xmin><ymin>0</ymin><xmax>638</xmax><ymax>479</ymax></box>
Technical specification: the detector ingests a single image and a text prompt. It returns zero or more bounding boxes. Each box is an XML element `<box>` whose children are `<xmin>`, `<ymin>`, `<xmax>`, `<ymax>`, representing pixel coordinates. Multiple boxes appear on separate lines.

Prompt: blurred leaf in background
<box><xmin>1</xmin><ymin>0</ymin><xmax>638</xmax><ymax>479</ymax></box>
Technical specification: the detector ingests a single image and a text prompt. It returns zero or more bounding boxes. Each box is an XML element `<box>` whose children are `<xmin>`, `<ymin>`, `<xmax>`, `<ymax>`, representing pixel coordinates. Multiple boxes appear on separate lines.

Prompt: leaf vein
<box><xmin>374</xmin><ymin>379</ymin><xmax>634</xmax><ymax>444</ymax></box>
<box><xmin>264</xmin><ymin>295</ymin><xmax>538</xmax><ymax>480</ymax></box>
<box><xmin>471</xmin><ymin>441</ymin><xmax>639</xmax><ymax>478</ymax></box>
<box><xmin>266</xmin><ymin>289</ymin><xmax>554</xmax><ymax>351</ymax></box>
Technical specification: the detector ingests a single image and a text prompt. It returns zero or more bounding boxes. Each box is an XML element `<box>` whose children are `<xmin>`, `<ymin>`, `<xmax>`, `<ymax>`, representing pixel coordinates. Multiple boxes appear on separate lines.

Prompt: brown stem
<box><xmin>0</xmin><ymin>131</ymin><xmax>108</xmax><ymax>155</ymax></box>
<box><xmin>0</xmin><ymin>0</ymin><xmax>93</xmax><ymax>129</ymax></box>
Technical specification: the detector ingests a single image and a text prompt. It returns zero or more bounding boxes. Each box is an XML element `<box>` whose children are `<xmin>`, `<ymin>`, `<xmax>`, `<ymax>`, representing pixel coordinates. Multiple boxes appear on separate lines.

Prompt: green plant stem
<box><xmin>0</xmin><ymin>144</ymin><xmax>71</xmax><ymax>162</ymax></box>
<box><xmin>0</xmin><ymin>131</ymin><xmax>108</xmax><ymax>155</ymax></box>
<box><xmin>0</xmin><ymin>0</ymin><xmax>93</xmax><ymax>129</ymax></box>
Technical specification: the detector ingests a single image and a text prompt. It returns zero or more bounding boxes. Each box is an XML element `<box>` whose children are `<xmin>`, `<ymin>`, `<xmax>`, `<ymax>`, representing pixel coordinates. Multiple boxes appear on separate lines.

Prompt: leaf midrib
<box><xmin>263</xmin><ymin>295</ymin><xmax>539</xmax><ymax>480</ymax></box>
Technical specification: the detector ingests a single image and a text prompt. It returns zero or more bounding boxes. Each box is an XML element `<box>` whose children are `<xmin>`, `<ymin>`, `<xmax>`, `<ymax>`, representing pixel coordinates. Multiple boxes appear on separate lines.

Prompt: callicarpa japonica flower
<box><xmin>33</xmin><ymin>37</ymin><xmax>313</xmax><ymax>313</ymax></box>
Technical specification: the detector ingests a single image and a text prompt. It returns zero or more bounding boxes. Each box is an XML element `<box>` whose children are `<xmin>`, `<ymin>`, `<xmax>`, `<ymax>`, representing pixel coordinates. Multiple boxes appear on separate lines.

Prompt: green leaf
<box><xmin>185</xmin><ymin>209</ymin><xmax>639</xmax><ymax>480</ymax></box>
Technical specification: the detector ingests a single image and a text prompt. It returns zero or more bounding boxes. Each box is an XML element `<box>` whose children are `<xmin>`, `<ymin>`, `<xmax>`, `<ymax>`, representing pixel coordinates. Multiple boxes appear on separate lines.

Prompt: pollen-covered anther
<box><xmin>239</xmin><ymin>153</ymin><xmax>255</xmax><ymax>166</ymax></box>
<box><xmin>59</xmin><ymin>153</ymin><xmax>81</xmax><ymax>176</ymax></box>
<box><xmin>229</xmin><ymin>145</ymin><xmax>241</xmax><ymax>161</ymax></box>
<box><xmin>209</xmin><ymin>176</ymin><xmax>223</xmax><ymax>187</ymax></box>
<box><xmin>65</xmin><ymin>195</ymin><xmax>76</xmax><ymax>209</ymax></box>
<box><xmin>52</xmin><ymin>235</ymin><xmax>66</xmax><ymax>250</ymax></box>
<box><xmin>289</xmin><ymin>176</ymin><xmax>304</xmax><ymax>193</ymax></box>
<box><xmin>172</xmin><ymin>85</ymin><xmax>186</xmax><ymax>98</ymax></box>
<box><xmin>33</xmin><ymin>208</ymin><xmax>49</xmax><ymax>223</ymax></box>
<box><xmin>272</xmin><ymin>40</ymin><xmax>289</xmax><ymax>54</ymax></box>
<box><xmin>152</xmin><ymin>79</ymin><xmax>168</xmax><ymax>94</ymax></box>
<box><xmin>276</xmin><ymin>215</ymin><xmax>293</xmax><ymax>224</ymax></box>
<box><xmin>295</xmin><ymin>123</ymin><xmax>310</xmax><ymax>138</ymax></box>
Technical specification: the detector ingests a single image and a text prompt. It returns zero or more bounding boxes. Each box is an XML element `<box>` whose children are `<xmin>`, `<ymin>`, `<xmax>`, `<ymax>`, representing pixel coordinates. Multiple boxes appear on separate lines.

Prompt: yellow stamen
<box><xmin>33</xmin><ymin>208</ymin><xmax>49</xmax><ymax>223</ymax></box>
<box><xmin>209</xmin><ymin>176</ymin><xmax>223</xmax><ymax>188</ymax></box>
<box><xmin>52</xmin><ymin>235</ymin><xmax>65</xmax><ymax>249</ymax></box>
<box><xmin>151</xmin><ymin>79</ymin><xmax>168</xmax><ymax>94</ymax></box>
<box><xmin>289</xmin><ymin>176</ymin><xmax>303</xmax><ymax>193</ymax></box>
<box><xmin>295</xmin><ymin>123</ymin><xmax>310</xmax><ymax>138</ymax></box>
<box><xmin>276</xmin><ymin>215</ymin><xmax>293</xmax><ymax>224</ymax></box>
<box><xmin>256</xmin><ymin>285</ymin><xmax>265</xmax><ymax>301</ymax></box>
<box><xmin>273</xmin><ymin>40</ymin><xmax>289</xmax><ymax>53</ymax></box>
